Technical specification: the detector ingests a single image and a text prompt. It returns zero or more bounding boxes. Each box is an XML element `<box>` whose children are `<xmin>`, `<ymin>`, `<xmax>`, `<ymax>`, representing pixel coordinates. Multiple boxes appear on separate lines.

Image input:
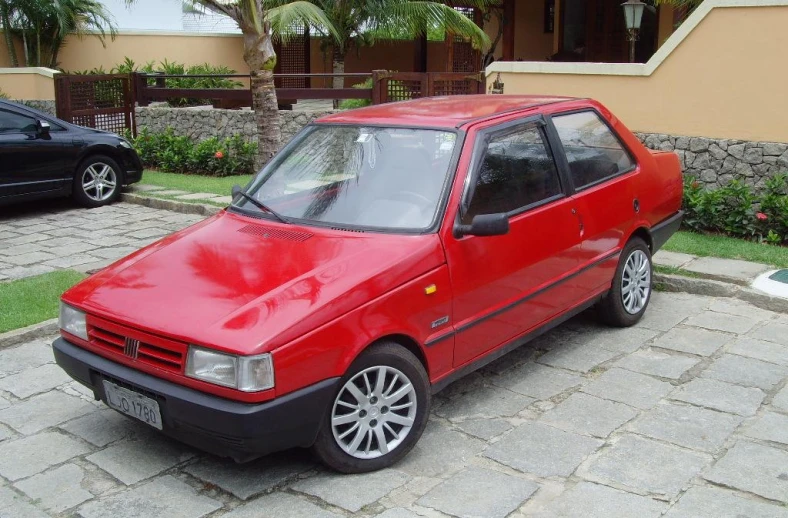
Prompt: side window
<box><xmin>552</xmin><ymin>111</ymin><xmax>634</xmax><ymax>189</ymax></box>
<box><xmin>464</xmin><ymin>124</ymin><xmax>562</xmax><ymax>223</ymax></box>
<box><xmin>0</xmin><ymin>109</ymin><xmax>38</xmax><ymax>134</ymax></box>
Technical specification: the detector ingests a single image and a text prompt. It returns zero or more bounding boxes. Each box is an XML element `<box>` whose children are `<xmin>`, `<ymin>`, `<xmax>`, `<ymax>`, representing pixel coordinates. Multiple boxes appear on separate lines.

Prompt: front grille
<box><xmin>87</xmin><ymin>315</ymin><xmax>187</xmax><ymax>374</ymax></box>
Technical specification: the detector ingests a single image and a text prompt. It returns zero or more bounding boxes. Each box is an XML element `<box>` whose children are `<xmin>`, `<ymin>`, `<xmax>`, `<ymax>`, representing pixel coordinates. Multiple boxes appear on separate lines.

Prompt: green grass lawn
<box><xmin>663</xmin><ymin>231</ymin><xmax>788</xmax><ymax>268</ymax></box>
<box><xmin>141</xmin><ymin>170</ymin><xmax>254</xmax><ymax>197</ymax></box>
<box><xmin>0</xmin><ymin>270</ymin><xmax>86</xmax><ymax>333</ymax></box>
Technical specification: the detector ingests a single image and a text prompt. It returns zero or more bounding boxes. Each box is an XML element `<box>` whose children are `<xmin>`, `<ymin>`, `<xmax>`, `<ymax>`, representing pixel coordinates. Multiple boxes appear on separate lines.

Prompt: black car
<box><xmin>0</xmin><ymin>100</ymin><xmax>142</xmax><ymax>208</ymax></box>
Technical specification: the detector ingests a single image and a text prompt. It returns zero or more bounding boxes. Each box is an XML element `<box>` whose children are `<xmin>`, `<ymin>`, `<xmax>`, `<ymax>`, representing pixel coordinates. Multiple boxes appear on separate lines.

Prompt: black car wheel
<box><xmin>597</xmin><ymin>237</ymin><xmax>653</xmax><ymax>327</ymax></box>
<box><xmin>312</xmin><ymin>342</ymin><xmax>430</xmax><ymax>473</ymax></box>
<box><xmin>73</xmin><ymin>155</ymin><xmax>123</xmax><ymax>208</ymax></box>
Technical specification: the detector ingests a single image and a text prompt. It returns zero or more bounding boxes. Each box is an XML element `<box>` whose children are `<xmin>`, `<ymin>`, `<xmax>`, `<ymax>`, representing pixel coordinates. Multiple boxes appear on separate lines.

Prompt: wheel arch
<box><xmin>363</xmin><ymin>334</ymin><xmax>430</xmax><ymax>377</ymax></box>
<box><xmin>629</xmin><ymin>226</ymin><xmax>654</xmax><ymax>252</ymax></box>
<box><xmin>72</xmin><ymin>145</ymin><xmax>125</xmax><ymax>176</ymax></box>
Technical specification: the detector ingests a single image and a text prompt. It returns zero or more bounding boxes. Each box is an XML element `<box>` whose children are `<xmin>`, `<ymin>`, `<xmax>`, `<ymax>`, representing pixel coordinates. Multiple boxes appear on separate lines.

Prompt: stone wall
<box><xmin>134</xmin><ymin>106</ymin><xmax>335</xmax><ymax>150</ymax></box>
<box><xmin>636</xmin><ymin>132</ymin><xmax>788</xmax><ymax>189</ymax></box>
<box><xmin>12</xmin><ymin>99</ymin><xmax>56</xmax><ymax>116</ymax></box>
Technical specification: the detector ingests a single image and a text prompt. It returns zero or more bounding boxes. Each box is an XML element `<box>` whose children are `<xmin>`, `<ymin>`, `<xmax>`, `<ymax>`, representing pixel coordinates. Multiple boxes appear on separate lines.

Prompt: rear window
<box><xmin>552</xmin><ymin>111</ymin><xmax>634</xmax><ymax>189</ymax></box>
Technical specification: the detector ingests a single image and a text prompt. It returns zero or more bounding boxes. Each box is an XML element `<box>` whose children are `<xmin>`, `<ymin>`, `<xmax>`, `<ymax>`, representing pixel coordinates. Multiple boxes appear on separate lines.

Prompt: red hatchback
<box><xmin>54</xmin><ymin>96</ymin><xmax>683</xmax><ymax>473</ymax></box>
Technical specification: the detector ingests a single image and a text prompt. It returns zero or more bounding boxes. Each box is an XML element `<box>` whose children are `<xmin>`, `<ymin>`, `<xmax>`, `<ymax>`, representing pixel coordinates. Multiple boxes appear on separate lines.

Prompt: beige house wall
<box><xmin>0</xmin><ymin>68</ymin><xmax>58</xmax><ymax>99</ymax></box>
<box><xmin>486</xmin><ymin>2</ymin><xmax>788</xmax><ymax>143</ymax></box>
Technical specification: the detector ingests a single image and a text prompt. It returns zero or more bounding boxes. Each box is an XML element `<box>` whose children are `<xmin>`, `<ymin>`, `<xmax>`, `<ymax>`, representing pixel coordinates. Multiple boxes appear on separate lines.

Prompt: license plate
<box><xmin>103</xmin><ymin>380</ymin><xmax>163</xmax><ymax>430</ymax></box>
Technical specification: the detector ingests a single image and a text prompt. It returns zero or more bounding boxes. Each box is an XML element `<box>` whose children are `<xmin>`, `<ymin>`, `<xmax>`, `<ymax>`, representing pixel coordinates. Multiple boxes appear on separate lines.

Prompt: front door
<box><xmin>444</xmin><ymin>119</ymin><xmax>582</xmax><ymax>367</ymax></box>
<box><xmin>0</xmin><ymin>108</ymin><xmax>65</xmax><ymax>198</ymax></box>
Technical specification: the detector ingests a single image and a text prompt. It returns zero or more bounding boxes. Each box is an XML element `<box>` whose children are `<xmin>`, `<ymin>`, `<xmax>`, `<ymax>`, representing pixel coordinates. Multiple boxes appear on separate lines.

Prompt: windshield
<box><xmin>233</xmin><ymin>125</ymin><xmax>458</xmax><ymax>231</ymax></box>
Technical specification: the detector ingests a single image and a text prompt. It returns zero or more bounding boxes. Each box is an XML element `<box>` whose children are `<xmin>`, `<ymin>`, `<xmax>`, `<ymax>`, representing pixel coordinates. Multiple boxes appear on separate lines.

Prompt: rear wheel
<box><xmin>72</xmin><ymin>155</ymin><xmax>122</xmax><ymax>208</ymax></box>
<box><xmin>597</xmin><ymin>237</ymin><xmax>652</xmax><ymax>327</ymax></box>
<box><xmin>312</xmin><ymin>342</ymin><xmax>430</xmax><ymax>473</ymax></box>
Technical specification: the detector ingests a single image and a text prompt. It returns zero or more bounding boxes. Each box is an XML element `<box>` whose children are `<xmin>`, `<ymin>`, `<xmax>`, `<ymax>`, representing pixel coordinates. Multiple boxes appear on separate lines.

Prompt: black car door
<box><xmin>0</xmin><ymin>107</ymin><xmax>67</xmax><ymax>198</ymax></box>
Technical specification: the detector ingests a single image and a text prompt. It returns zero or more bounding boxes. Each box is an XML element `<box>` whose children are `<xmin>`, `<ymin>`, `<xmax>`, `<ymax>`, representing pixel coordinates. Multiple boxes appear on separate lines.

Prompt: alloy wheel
<box><xmin>331</xmin><ymin>365</ymin><xmax>417</xmax><ymax>459</ymax></box>
<box><xmin>82</xmin><ymin>163</ymin><xmax>117</xmax><ymax>202</ymax></box>
<box><xmin>621</xmin><ymin>249</ymin><xmax>651</xmax><ymax>314</ymax></box>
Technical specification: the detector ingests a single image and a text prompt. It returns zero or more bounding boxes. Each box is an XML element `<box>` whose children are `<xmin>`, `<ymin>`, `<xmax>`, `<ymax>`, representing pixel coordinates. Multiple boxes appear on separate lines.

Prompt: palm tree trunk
<box><xmin>1</xmin><ymin>6</ymin><xmax>18</xmax><ymax>67</ymax></box>
<box><xmin>243</xmin><ymin>24</ymin><xmax>281</xmax><ymax>168</ymax></box>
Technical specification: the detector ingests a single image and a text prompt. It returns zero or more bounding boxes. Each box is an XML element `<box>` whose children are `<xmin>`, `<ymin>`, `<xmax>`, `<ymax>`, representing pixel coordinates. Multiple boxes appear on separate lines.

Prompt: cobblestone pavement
<box><xmin>1</xmin><ymin>291</ymin><xmax>788</xmax><ymax>517</ymax></box>
<box><xmin>0</xmin><ymin>201</ymin><xmax>204</xmax><ymax>281</ymax></box>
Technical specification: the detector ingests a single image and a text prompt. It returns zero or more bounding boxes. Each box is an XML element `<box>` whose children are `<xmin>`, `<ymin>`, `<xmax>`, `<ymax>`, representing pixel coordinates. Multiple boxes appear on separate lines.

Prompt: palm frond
<box><xmin>267</xmin><ymin>0</ymin><xmax>337</xmax><ymax>41</ymax></box>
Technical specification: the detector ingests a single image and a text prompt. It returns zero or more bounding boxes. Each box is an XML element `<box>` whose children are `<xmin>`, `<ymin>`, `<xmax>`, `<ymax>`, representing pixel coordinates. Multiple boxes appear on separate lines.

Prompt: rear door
<box><xmin>547</xmin><ymin>109</ymin><xmax>639</xmax><ymax>292</ymax></box>
<box><xmin>0</xmin><ymin>107</ymin><xmax>66</xmax><ymax>197</ymax></box>
<box><xmin>443</xmin><ymin>117</ymin><xmax>583</xmax><ymax>367</ymax></box>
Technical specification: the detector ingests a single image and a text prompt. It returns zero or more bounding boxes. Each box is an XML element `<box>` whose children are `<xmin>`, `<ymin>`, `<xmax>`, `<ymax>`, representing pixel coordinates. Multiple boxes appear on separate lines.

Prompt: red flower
<box><xmin>214</xmin><ymin>151</ymin><xmax>224</xmax><ymax>159</ymax></box>
<box><xmin>756</xmin><ymin>212</ymin><xmax>768</xmax><ymax>221</ymax></box>
<box><xmin>691</xmin><ymin>181</ymin><xmax>699</xmax><ymax>189</ymax></box>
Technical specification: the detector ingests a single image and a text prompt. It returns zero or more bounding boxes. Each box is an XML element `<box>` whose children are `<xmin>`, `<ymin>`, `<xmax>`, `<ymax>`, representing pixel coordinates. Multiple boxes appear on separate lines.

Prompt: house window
<box><xmin>544</xmin><ymin>0</ymin><xmax>555</xmax><ymax>33</ymax></box>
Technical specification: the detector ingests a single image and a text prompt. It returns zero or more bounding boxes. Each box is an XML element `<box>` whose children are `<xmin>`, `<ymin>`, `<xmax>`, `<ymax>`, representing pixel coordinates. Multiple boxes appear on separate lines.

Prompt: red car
<box><xmin>54</xmin><ymin>96</ymin><xmax>683</xmax><ymax>473</ymax></box>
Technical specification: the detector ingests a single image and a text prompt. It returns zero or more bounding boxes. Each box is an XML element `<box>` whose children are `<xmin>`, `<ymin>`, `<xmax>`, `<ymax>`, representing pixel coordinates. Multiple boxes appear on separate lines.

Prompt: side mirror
<box><xmin>231</xmin><ymin>184</ymin><xmax>242</xmax><ymax>199</ymax></box>
<box><xmin>37</xmin><ymin>120</ymin><xmax>50</xmax><ymax>137</ymax></box>
<box><xmin>455</xmin><ymin>213</ymin><xmax>510</xmax><ymax>238</ymax></box>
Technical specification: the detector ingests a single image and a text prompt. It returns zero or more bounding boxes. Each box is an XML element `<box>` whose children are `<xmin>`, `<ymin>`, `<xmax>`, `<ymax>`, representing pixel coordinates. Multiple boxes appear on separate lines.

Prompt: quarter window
<box><xmin>0</xmin><ymin>109</ymin><xmax>38</xmax><ymax>134</ymax></box>
<box><xmin>464</xmin><ymin>125</ymin><xmax>562</xmax><ymax>223</ymax></box>
<box><xmin>552</xmin><ymin>111</ymin><xmax>634</xmax><ymax>189</ymax></box>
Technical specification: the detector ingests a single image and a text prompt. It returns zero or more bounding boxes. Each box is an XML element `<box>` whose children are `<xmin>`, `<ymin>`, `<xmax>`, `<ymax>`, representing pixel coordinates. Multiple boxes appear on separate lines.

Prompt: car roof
<box><xmin>315</xmin><ymin>95</ymin><xmax>580</xmax><ymax>129</ymax></box>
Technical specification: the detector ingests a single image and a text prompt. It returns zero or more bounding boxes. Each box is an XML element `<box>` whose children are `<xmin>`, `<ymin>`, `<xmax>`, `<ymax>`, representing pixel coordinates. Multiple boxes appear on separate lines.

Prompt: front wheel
<box><xmin>312</xmin><ymin>342</ymin><xmax>430</xmax><ymax>473</ymax></box>
<box><xmin>72</xmin><ymin>155</ymin><xmax>123</xmax><ymax>208</ymax></box>
<box><xmin>597</xmin><ymin>237</ymin><xmax>652</xmax><ymax>327</ymax></box>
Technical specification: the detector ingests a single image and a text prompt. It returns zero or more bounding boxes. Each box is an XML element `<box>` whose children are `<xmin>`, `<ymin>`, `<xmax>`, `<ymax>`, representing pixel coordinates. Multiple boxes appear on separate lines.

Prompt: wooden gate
<box><xmin>372</xmin><ymin>71</ymin><xmax>485</xmax><ymax>104</ymax></box>
<box><xmin>54</xmin><ymin>74</ymin><xmax>135</xmax><ymax>135</ymax></box>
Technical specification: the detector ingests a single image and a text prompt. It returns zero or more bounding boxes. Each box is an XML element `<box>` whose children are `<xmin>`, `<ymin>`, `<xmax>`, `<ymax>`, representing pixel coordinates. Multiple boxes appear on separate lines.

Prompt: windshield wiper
<box><xmin>231</xmin><ymin>185</ymin><xmax>290</xmax><ymax>224</ymax></box>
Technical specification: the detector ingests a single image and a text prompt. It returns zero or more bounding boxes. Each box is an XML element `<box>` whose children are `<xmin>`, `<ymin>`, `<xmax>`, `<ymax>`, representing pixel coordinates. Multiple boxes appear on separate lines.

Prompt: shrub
<box><xmin>0</xmin><ymin>88</ymin><xmax>8</xmax><ymax>100</ymax></box>
<box><xmin>682</xmin><ymin>175</ymin><xmax>788</xmax><ymax>245</ymax></box>
<box><xmin>128</xmin><ymin>129</ymin><xmax>256</xmax><ymax>176</ymax></box>
<box><xmin>338</xmin><ymin>78</ymin><xmax>373</xmax><ymax>110</ymax></box>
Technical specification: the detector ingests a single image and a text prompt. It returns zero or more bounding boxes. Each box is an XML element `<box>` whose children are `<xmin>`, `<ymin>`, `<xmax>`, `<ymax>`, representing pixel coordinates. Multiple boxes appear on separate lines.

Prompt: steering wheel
<box><xmin>390</xmin><ymin>190</ymin><xmax>432</xmax><ymax>208</ymax></box>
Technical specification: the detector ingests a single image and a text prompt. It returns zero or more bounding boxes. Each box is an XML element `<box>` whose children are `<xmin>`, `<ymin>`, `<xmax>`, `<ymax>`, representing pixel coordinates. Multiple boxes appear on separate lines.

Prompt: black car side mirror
<box><xmin>455</xmin><ymin>213</ymin><xmax>510</xmax><ymax>238</ymax></box>
<box><xmin>231</xmin><ymin>184</ymin><xmax>242</xmax><ymax>198</ymax></box>
<box><xmin>37</xmin><ymin>120</ymin><xmax>50</xmax><ymax>137</ymax></box>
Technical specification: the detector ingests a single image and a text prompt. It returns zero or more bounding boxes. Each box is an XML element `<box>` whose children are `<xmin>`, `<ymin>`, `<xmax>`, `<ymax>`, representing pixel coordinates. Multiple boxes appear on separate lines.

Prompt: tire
<box><xmin>597</xmin><ymin>237</ymin><xmax>653</xmax><ymax>327</ymax></box>
<box><xmin>312</xmin><ymin>342</ymin><xmax>430</xmax><ymax>473</ymax></box>
<box><xmin>72</xmin><ymin>155</ymin><xmax>123</xmax><ymax>208</ymax></box>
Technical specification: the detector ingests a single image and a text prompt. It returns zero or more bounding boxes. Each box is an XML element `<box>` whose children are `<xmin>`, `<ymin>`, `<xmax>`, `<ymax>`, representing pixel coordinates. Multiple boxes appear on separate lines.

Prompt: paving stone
<box><xmin>484</xmin><ymin>422</ymin><xmax>603</xmax><ymax>477</ymax></box>
<box><xmin>684</xmin><ymin>311</ymin><xmax>759</xmax><ymax>334</ymax></box>
<box><xmin>10</xmin><ymin>223</ymin><xmax>53</xmax><ymax>235</ymax></box>
<box><xmin>749</xmin><ymin>321</ymin><xmax>788</xmax><ymax>346</ymax></box>
<box><xmin>0</xmin><ymin>391</ymin><xmax>95</xmax><ymax>434</ymax></box>
<box><xmin>652</xmin><ymin>327</ymin><xmax>730</xmax><ymax>357</ymax></box>
<box><xmin>541</xmin><ymin>393</ymin><xmax>638</xmax><ymax>438</ymax></box>
<box><xmin>0</xmin><ymin>432</ymin><xmax>90</xmax><ymax>481</ymax></box>
<box><xmin>701</xmin><ymin>354</ymin><xmax>788</xmax><ymax>390</ymax></box>
<box><xmin>616</xmin><ymin>348</ymin><xmax>701</xmax><ymax>380</ymax></box>
<box><xmin>581</xmin><ymin>368</ymin><xmax>672</xmax><ymax>410</ymax></box>
<box><xmin>0</xmin><ymin>341</ymin><xmax>54</xmax><ymax>376</ymax></box>
<box><xmin>436</xmin><ymin>385</ymin><xmax>534</xmax><ymax>420</ymax></box>
<box><xmin>454</xmin><ymin>418</ymin><xmax>513</xmax><ymax>441</ymax></box>
<box><xmin>211</xmin><ymin>195</ymin><xmax>233</xmax><ymax>204</ymax></box>
<box><xmin>129</xmin><ymin>184</ymin><xmax>166</xmax><ymax>192</ymax></box>
<box><xmin>2</xmin><ymin>251</ymin><xmax>57</xmax><ymax>266</ymax></box>
<box><xmin>377</xmin><ymin>509</ymin><xmax>422</xmax><ymax>518</ymax></box>
<box><xmin>0</xmin><ymin>364</ymin><xmax>72</xmax><ymax>399</ymax></box>
<box><xmin>151</xmin><ymin>189</ymin><xmax>189</xmax><ymax>196</ymax></box>
<box><xmin>629</xmin><ymin>402</ymin><xmax>742</xmax><ymax>452</ymax></box>
<box><xmin>77</xmin><ymin>475</ymin><xmax>221</xmax><ymax>518</ymax></box>
<box><xmin>537</xmin><ymin>343</ymin><xmax>619</xmax><ymax>373</ymax></box>
<box><xmin>581</xmin><ymin>434</ymin><xmax>710</xmax><ymax>498</ymax></box>
<box><xmin>292</xmin><ymin>469</ymin><xmax>410</xmax><ymax>512</ymax></box>
<box><xmin>0</xmin><ymin>486</ymin><xmax>49</xmax><ymax>518</ymax></box>
<box><xmin>0</xmin><ymin>243</ymin><xmax>46</xmax><ymax>257</ymax></box>
<box><xmin>43</xmin><ymin>253</ymin><xmax>103</xmax><ymax>268</ymax></box>
<box><xmin>638</xmin><ymin>293</ymin><xmax>705</xmax><ymax>331</ymax></box>
<box><xmin>539</xmin><ymin>481</ymin><xmax>666</xmax><ymax>517</ymax></box>
<box><xmin>219</xmin><ymin>492</ymin><xmax>343</xmax><ymax>518</ymax></box>
<box><xmin>664</xmin><ymin>485</ymin><xmax>788</xmax><ymax>518</ymax></box>
<box><xmin>86</xmin><ymin>438</ymin><xmax>194</xmax><ymax>485</ymax></box>
<box><xmin>670</xmin><ymin>378</ymin><xmax>765</xmax><ymax>416</ymax></box>
<box><xmin>0</xmin><ymin>264</ymin><xmax>56</xmax><ymax>280</ymax></box>
<box><xmin>774</xmin><ymin>385</ymin><xmax>788</xmax><ymax>412</ymax></box>
<box><xmin>174</xmin><ymin>192</ymin><xmax>224</xmax><ymax>201</ymax></box>
<box><xmin>704</xmin><ymin>441</ymin><xmax>788</xmax><ymax>502</ymax></box>
<box><xmin>492</xmin><ymin>362</ymin><xmax>583</xmax><ymax>400</ymax></box>
<box><xmin>574</xmin><ymin>326</ymin><xmax>661</xmax><ymax>354</ymax></box>
<box><xmin>653</xmin><ymin>250</ymin><xmax>695</xmax><ymax>268</ymax></box>
<box><xmin>89</xmin><ymin>246</ymin><xmax>139</xmax><ymax>260</ymax></box>
<box><xmin>729</xmin><ymin>337</ymin><xmax>788</xmax><ymax>366</ymax></box>
<box><xmin>125</xmin><ymin>228</ymin><xmax>169</xmax><ymax>240</ymax></box>
<box><xmin>184</xmin><ymin>453</ymin><xmax>314</xmax><ymax>500</ymax></box>
<box><xmin>4</xmin><ymin>234</ymin><xmax>49</xmax><ymax>246</ymax></box>
<box><xmin>0</xmin><ymin>423</ymin><xmax>12</xmax><ymax>442</ymax></box>
<box><xmin>417</xmin><ymin>466</ymin><xmax>538</xmax><ymax>518</ymax></box>
<box><xmin>743</xmin><ymin>411</ymin><xmax>788</xmax><ymax>445</ymax></box>
<box><xmin>683</xmin><ymin>257</ymin><xmax>770</xmax><ymax>281</ymax></box>
<box><xmin>709</xmin><ymin>299</ymin><xmax>776</xmax><ymax>320</ymax></box>
<box><xmin>14</xmin><ymin>464</ymin><xmax>93</xmax><ymax>513</ymax></box>
<box><xmin>396</xmin><ymin>421</ymin><xmax>485</xmax><ymax>478</ymax></box>
<box><xmin>59</xmin><ymin>408</ymin><xmax>144</xmax><ymax>447</ymax></box>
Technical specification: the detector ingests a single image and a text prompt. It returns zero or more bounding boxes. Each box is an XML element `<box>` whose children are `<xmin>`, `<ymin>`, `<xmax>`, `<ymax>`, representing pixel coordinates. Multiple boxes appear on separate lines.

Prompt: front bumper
<box><xmin>118</xmin><ymin>148</ymin><xmax>143</xmax><ymax>185</ymax></box>
<box><xmin>53</xmin><ymin>337</ymin><xmax>339</xmax><ymax>462</ymax></box>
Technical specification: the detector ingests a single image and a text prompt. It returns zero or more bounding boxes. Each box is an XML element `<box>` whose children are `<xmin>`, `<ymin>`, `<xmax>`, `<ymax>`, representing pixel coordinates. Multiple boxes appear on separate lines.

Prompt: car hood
<box><xmin>63</xmin><ymin>211</ymin><xmax>445</xmax><ymax>354</ymax></box>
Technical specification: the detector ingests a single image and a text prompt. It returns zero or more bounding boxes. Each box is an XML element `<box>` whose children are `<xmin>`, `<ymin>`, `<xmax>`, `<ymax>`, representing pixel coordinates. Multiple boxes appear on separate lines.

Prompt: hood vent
<box><xmin>238</xmin><ymin>224</ymin><xmax>313</xmax><ymax>242</ymax></box>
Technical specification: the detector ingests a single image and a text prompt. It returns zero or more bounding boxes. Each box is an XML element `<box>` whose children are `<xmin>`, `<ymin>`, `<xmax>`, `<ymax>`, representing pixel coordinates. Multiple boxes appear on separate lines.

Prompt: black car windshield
<box><xmin>233</xmin><ymin>125</ymin><xmax>458</xmax><ymax>231</ymax></box>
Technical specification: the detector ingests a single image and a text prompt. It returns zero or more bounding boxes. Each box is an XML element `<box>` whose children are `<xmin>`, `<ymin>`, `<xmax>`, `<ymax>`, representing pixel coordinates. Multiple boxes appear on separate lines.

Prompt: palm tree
<box><xmin>190</xmin><ymin>0</ymin><xmax>336</xmax><ymax>165</ymax></box>
<box><xmin>308</xmin><ymin>0</ymin><xmax>493</xmax><ymax>93</ymax></box>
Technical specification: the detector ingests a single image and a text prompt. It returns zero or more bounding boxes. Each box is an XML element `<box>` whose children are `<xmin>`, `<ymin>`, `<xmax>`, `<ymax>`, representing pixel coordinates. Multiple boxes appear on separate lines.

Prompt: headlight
<box><xmin>118</xmin><ymin>139</ymin><xmax>133</xmax><ymax>149</ymax></box>
<box><xmin>59</xmin><ymin>303</ymin><xmax>87</xmax><ymax>340</ymax></box>
<box><xmin>185</xmin><ymin>346</ymin><xmax>274</xmax><ymax>392</ymax></box>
